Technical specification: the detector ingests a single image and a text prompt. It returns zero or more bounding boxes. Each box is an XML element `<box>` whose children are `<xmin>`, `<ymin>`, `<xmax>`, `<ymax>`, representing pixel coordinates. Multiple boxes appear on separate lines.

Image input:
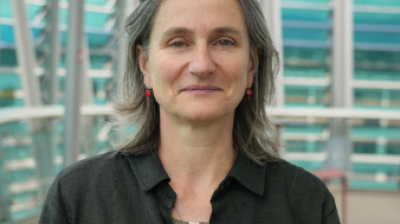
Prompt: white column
<box><xmin>327</xmin><ymin>0</ymin><xmax>354</xmax><ymax>171</ymax></box>
<box><xmin>332</xmin><ymin>0</ymin><xmax>353</xmax><ymax>108</ymax></box>
<box><xmin>47</xmin><ymin>0</ymin><xmax>60</xmax><ymax>105</ymax></box>
<box><xmin>260</xmin><ymin>0</ymin><xmax>284</xmax><ymax>108</ymax></box>
<box><xmin>12</xmin><ymin>0</ymin><xmax>57</xmax><ymax>205</ymax></box>
<box><xmin>11</xmin><ymin>1</ymin><xmax>42</xmax><ymax>107</ymax></box>
<box><xmin>64</xmin><ymin>0</ymin><xmax>85</xmax><ymax>166</ymax></box>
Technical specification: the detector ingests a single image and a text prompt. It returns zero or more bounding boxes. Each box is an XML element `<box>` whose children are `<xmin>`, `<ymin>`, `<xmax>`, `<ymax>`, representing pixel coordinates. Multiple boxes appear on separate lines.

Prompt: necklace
<box><xmin>173</xmin><ymin>206</ymin><xmax>202</xmax><ymax>224</ymax></box>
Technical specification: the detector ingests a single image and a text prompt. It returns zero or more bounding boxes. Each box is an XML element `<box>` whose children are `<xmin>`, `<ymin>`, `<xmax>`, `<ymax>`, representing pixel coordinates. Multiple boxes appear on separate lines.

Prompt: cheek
<box><xmin>149</xmin><ymin>57</ymin><xmax>181</xmax><ymax>98</ymax></box>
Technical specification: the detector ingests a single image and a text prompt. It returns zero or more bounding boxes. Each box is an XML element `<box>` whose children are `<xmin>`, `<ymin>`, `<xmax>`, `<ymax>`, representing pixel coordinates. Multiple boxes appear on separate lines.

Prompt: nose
<box><xmin>188</xmin><ymin>44</ymin><xmax>216</xmax><ymax>77</ymax></box>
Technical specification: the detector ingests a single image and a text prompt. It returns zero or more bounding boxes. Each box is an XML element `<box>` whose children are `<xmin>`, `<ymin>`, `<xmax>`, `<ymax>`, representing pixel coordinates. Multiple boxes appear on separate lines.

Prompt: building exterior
<box><xmin>0</xmin><ymin>0</ymin><xmax>399</xmax><ymax>222</ymax></box>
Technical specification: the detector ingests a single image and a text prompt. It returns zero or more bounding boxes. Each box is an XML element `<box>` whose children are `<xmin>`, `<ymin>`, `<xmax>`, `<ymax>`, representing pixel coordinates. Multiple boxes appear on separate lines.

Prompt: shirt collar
<box><xmin>227</xmin><ymin>152</ymin><xmax>266</xmax><ymax>196</ymax></box>
<box><xmin>126</xmin><ymin>152</ymin><xmax>170</xmax><ymax>192</ymax></box>
<box><xmin>126</xmin><ymin>151</ymin><xmax>266</xmax><ymax>195</ymax></box>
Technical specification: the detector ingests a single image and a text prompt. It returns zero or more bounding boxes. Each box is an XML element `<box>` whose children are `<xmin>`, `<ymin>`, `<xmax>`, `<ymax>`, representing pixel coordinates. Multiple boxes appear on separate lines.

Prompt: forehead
<box><xmin>151</xmin><ymin>0</ymin><xmax>248</xmax><ymax>37</ymax></box>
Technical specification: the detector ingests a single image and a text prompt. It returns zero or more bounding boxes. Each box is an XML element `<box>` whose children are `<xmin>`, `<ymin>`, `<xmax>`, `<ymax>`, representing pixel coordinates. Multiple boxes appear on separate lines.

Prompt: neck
<box><xmin>158</xmin><ymin>113</ymin><xmax>237</xmax><ymax>187</ymax></box>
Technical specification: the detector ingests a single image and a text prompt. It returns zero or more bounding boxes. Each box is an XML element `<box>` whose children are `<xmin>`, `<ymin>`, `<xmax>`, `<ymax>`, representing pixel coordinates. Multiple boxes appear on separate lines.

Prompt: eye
<box><xmin>216</xmin><ymin>39</ymin><xmax>235</xmax><ymax>46</ymax></box>
<box><xmin>169</xmin><ymin>40</ymin><xmax>189</xmax><ymax>48</ymax></box>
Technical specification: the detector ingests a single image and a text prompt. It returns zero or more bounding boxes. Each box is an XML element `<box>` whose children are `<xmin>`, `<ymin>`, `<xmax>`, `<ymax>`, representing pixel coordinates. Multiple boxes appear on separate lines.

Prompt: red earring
<box><xmin>246</xmin><ymin>89</ymin><xmax>252</xmax><ymax>100</ymax></box>
<box><xmin>145</xmin><ymin>89</ymin><xmax>152</xmax><ymax>100</ymax></box>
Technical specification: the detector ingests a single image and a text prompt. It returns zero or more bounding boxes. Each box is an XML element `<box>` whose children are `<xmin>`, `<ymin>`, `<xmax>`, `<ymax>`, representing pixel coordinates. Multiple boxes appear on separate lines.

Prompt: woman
<box><xmin>39</xmin><ymin>0</ymin><xmax>340</xmax><ymax>223</ymax></box>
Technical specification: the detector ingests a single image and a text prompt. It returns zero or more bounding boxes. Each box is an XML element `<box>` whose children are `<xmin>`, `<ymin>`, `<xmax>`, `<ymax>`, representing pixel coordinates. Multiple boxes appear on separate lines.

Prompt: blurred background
<box><xmin>0</xmin><ymin>0</ymin><xmax>399</xmax><ymax>223</ymax></box>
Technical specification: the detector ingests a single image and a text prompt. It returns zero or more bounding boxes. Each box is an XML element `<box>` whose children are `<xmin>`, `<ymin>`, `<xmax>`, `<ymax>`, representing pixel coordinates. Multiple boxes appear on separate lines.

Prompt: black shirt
<box><xmin>39</xmin><ymin>151</ymin><xmax>340</xmax><ymax>224</ymax></box>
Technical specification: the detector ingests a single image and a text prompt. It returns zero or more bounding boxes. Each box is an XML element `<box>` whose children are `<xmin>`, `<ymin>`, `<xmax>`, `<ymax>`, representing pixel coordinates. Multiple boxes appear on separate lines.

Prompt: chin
<box><xmin>179</xmin><ymin>108</ymin><xmax>233</xmax><ymax>124</ymax></box>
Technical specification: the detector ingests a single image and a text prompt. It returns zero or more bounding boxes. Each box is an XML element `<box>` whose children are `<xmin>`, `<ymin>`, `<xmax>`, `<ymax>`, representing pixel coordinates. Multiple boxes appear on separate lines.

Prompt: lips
<box><xmin>181</xmin><ymin>85</ymin><xmax>220</xmax><ymax>94</ymax></box>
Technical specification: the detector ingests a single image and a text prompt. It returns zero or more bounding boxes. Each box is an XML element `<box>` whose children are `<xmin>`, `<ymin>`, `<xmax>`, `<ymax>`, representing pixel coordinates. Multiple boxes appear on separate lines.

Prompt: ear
<box><xmin>137</xmin><ymin>45</ymin><xmax>152</xmax><ymax>88</ymax></box>
<box><xmin>246</xmin><ymin>49</ymin><xmax>259</xmax><ymax>88</ymax></box>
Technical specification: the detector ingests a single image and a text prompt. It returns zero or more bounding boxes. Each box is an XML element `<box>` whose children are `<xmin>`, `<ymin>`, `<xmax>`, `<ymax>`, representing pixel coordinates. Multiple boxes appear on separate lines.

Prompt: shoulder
<box><xmin>55</xmin><ymin>151</ymin><xmax>129</xmax><ymax>187</ymax></box>
<box><xmin>265</xmin><ymin>159</ymin><xmax>328</xmax><ymax>193</ymax></box>
<box><xmin>265</xmin><ymin>160</ymin><xmax>340</xmax><ymax>223</ymax></box>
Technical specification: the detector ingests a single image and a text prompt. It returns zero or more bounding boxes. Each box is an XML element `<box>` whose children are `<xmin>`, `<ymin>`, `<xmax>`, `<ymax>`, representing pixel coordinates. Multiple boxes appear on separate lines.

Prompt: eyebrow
<box><xmin>160</xmin><ymin>26</ymin><xmax>243</xmax><ymax>39</ymax></box>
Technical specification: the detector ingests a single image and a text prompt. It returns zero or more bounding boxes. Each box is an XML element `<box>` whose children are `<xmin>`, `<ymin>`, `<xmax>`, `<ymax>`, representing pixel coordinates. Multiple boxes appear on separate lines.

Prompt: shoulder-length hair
<box><xmin>112</xmin><ymin>0</ymin><xmax>280</xmax><ymax>165</ymax></box>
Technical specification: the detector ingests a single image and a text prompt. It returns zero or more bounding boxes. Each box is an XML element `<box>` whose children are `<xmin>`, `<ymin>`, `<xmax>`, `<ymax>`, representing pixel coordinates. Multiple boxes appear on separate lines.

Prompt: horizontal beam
<box><xmin>1</xmin><ymin>106</ymin><xmax>400</xmax><ymax>125</ymax></box>
<box><xmin>284</xmin><ymin>152</ymin><xmax>327</xmax><ymax>161</ymax></box>
<box><xmin>0</xmin><ymin>105</ymin><xmax>112</xmax><ymax>124</ymax></box>
<box><xmin>268</xmin><ymin>108</ymin><xmax>400</xmax><ymax>120</ymax></box>
<box><xmin>284</xmin><ymin>77</ymin><xmax>330</xmax><ymax>86</ymax></box>
<box><xmin>281</xmin><ymin>2</ymin><xmax>331</xmax><ymax>10</ymax></box>
<box><xmin>352</xmin><ymin>80</ymin><xmax>400</xmax><ymax>90</ymax></box>
<box><xmin>354</xmin><ymin>5</ymin><xmax>400</xmax><ymax>14</ymax></box>
<box><xmin>0</xmin><ymin>67</ymin><xmax>112</xmax><ymax>78</ymax></box>
<box><xmin>25</xmin><ymin>0</ymin><xmax>115</xmax><ymax>13</ymax></box>
<box><xmin>351</xmin><ymin>154</ymin><xmax>400</xmax><ymax>165</ymax></box>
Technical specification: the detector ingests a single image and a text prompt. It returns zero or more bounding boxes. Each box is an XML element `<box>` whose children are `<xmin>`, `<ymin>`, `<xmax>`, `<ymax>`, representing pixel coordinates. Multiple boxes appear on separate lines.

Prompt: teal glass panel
<box><xmin>12</xmin><ymin>208</ymin><xmax>42</xmax><ymax>223</ymax></box>
<box><xmin>85</xmin><ymin>0</ymin><xmax>110</xmax><ymax>5</ymax></box>
<box><xmin>352</xmin><ymin>126</ymin><xmax>400</xmax><ymax>139</ymax></box>
<box><xmin>282</xmin><ymin>9</ymin><xmax>330</xmax><ymax>23</ymax></box>
<box><xmin>285</xmin><ymin>85</ymin><xmax>327</xmax><ymax>97</ymax></box>
<box><xmin>8</xmin><ymin>169</ymin><xmax>35</xmax><ymax>184</ymax></box>
<box><xmin>354</xmin><ymin>0</ymin><xmax>400</xmax><ymax>7</ymax></box>
<box><xmin>86</xmin><ymin>33</ymin><xmax>111</xmax><ymax>48</ymax></box>
<box><xmin>0</xmin><ymin>25</ymin><xmax>42</xmax><ymax>45</ymax></box>
<box><xmin>60</xmin><ymin>9</ymin><xmax>112</xmax><ymax>28</ymax></box>
<box><xmin>285</xmin><ymin>140</ymin><xmax>324</xmax><ymax>153</ymax></box>
<box><xmin>390</xmin><ymin>90</ymin><xmax>400</xmax><ymax>101</ymax></box>
<box><xmin>0</xmin><ymin>2</ymin><xmax>45</xmax><ymax>20</ymax></box>
<box><xmin>90</xmin><ymin>56</ymin><xmax>111</xmax><ymax>69</ymax></box>
<box><xmin>60</xmin><ymin>31</ymin><xmax>111</xmax><ymax>48</ymax></box>
<box><xmin>285</xmin><ymin>85</ymin><xmax>328</xmax><ymax>108</ymax></box>
<box><xmin>285</xmin><ymin>86</ymin><xmax>308</xmax><ymax>97</ymax></box>
<box><xmin>85</xmin><ymin>11</ymin><xmax>112</xmax><ymax>28</ymax></box>
<box><xmin>0</xmin><ymin>49</ymin><xmax>18</xmax><ymax>66</ymax></box>
<box><xmin>354</xmin><ymin>70</ymin><xmax>400</xmax><ymax>81</ymax></box>
<box><xmin>350</xmin><ymin>180</ymin><xmax>399</xmax><ymax>191</ymax></box>
<box><xmin>287</xmin><ymin>160</ymin><xmax>323</xmax><ymax>171</ymax></box>
<box><xmin>92</xmin><ymin>77</ymin><xmax>108</xmax><ymax>92</ymax></box>
<box><xmin>57</xmin><ymin>55</ymin><xmax>110</xmax><ymax>69</ymax></box>
<box><xmin>284</xmin><ymin>47</ymin><xmax>329</xmax><ymax>64</ymax></box>
<box><xmin>354</xmin><ymin>88</ymin><xmax>381</xmax><ymax>100</ymax></box>
<box><xmin>60</xmin><ymin>0</ymin><xmax>110</xmax><ymax>5</ymax></box>
<box><xmin>352</xmin><ymin>163</ymin><xmax>400</xmax><ymax>175</ymax></box>
<box><xmin>12</xmin><ymin>192</ymin><xmax>37</xmax><ymax>204</ymax></box>
<box><xmin>0</xmin><ymin>0</ymin><xmax>12</xmax><ymax>18</ymax></box>
<box><xmin>284</xmin><ymin>67</ymin><xmax>327</xmax><ymax>78</ymax></box>
<box><xmin>26</xmin><ymin>4</ymin><xmax>43</xmax><ymax>20</ymax></box>
<box><xmin>94</xmin><ymin>98</ymin><xmax>107</xmax><ymax>104</ymax></box>
<box><xmin>0</xmin><ymin>74</ymin><xmax>21</xmax><ymax>90</ymax></box>
<box><xmin>355</xmin><ymin>50</ymin><xmax>400</xmax><ymax>64</ymax></box>
<box><xmin>0</xmin><ymin>99</ymin><xmax>24</xmax><ymax>107</ymax></box>
<box><xmin>387</xmin><ymin>144</ymin><xmax>400</xmax><ymax>155</ymax></box>
<box><xmin>284</xmin><ymin>102</ymin><xmax>327</xmax><ymax>107</ymax></box>
<box><xmin>283</xmin><ymin>27</ymin><xmax>329</xmax><ymax>41</ymax></box>
<box><xmin>353</xmin><ymin>142</ymin><xmax>376</xmax><ymax>154</ymax></box>
<box><xmin>3</xmin><ymin>146</ymin><xmax>32</xmax><ymax>160</ymax></box>
<box><xmin>355</xmin><ymin>31</ymin><xmax>400</xmax><ymax>45</ymax></box>
<box><xmin>283</xmin><ymin>124</ymin><xmax>325</xmax><ymax>134</ymax></box>
<box><xmin>281</xmin><ymin>0</ymin><xmax>331</xmax><ymax>3</ymax></box>
<box><xmin>0</xmin><ymin>122</ymin><xmax>29</xmax><ymax>136</ymax></box>
<box><xmin>354</xmin><ymin>12</ymin><xmax>400</xmax><ymax>26</ymax></box>
<box><xmin>0</xmin><ymin>25</ymin><xmax>14</xmax><ymax>44</ymax></box>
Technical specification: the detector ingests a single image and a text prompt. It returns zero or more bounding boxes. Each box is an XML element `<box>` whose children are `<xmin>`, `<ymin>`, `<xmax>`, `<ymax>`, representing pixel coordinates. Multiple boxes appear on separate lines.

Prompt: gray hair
<box><xmin>112</xmin><ymin>0</ymin><xmax>280</xmax><ymax>164</ymax></box>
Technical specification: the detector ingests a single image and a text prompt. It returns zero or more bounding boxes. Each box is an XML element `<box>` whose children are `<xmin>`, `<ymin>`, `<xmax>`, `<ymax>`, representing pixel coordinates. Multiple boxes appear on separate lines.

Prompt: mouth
<box><xmin>182</xmin><ymin>85</ymin><xmax>221</xmax><ymax>94</ymax></box>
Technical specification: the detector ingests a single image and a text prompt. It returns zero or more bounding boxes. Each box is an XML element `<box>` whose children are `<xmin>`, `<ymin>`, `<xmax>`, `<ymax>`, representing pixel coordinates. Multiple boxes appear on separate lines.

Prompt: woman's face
<box><xmin>139</xmin><ymin>0</ymin><xmax>257</xmax><ymax>124</ymax></box>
